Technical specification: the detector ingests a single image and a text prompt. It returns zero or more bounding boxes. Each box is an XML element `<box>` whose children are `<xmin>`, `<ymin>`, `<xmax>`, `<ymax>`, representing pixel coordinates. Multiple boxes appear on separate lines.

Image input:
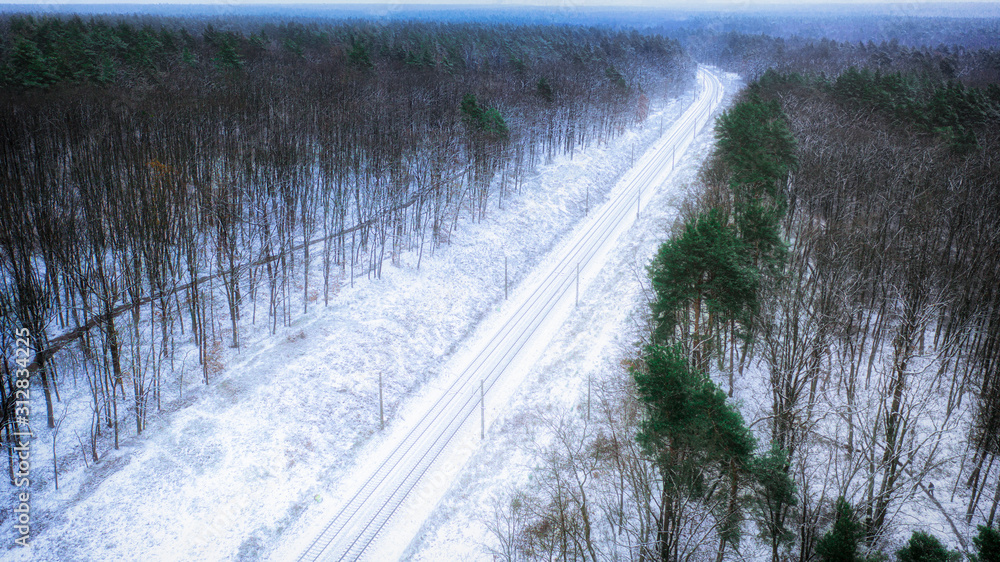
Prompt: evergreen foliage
<box><xmin>8</xmin><ymin>36</ymin><xmax>57</xmax><ymax>88</ymax></box>
<box><xmin>347</xmin><ymin>40</ymin><xmax>373</xmax><ymax>69</ymax></box>
<box><xmin>632</xmin><ymin>344</ymin><xmax>757</xmax><ymax>557</ymax></box>
<box><xmin>816</xmin><ymin>497</ymin><xmax>866</xmax><ymax>562</ymax></box>
<box><xmin>975</xmin><ymin>526</ymin><xmax>1000</xmax><ymax>562</ymax></box>
<box><xmin>896</xmin><ymin>531</ymin><xmax>960</xmax><ymax>562</ymax></box>
<box><xmin>213</xmin><ymin>34</ymin><xmax>243</xmax><ymax>71</ymax></box>
<box><xmin>648</xmin><ymin>208</ymin><xmax>758</xmax><ymax>348</ymax></box>
<box><xmin>0</xmin><ymin>14</ymin><xmax>690</xmax><ymax>94</ymax></box>
<box><xmin>460</xmin><ymin>93</ymin><xmax>509</xmax><ymax>137</ymax></box>
<box><xmin>752</xmin><ymin>443</ymin><xmax>798</xmax><ymax>557</ymax></box>
<box><xmin>733</xmin><ymin>198</ymin><xmax>787</xmax><ymax>276</ymax></box>
<box><xmin>0</xmin><ymin>15</ymin><xmax>180</xmax><ymax>87</ymax></box>
<box><xmin>633</xmin><ymin>344</ymin><xmax>756</xmax><ymax>484</ymax></box>
<box><xmin>605</xmin><ymin>65</ymin><xmax>628</xmax><ymax>90</ymax></box>
<box><xmin>715</xmin><ymin>91</ymin><xmax>798</xmax><ymax>194</ymax></box>
<box><xmin>713</xmin><ymin>91</ymin><xmax>795</xmax><ymax>273</ymax></box>
<box><xmin>536</xmin><ymin>76</ymin><xmax>553</xmax><ymax>102</ymax></box>
<box><xmin>639</xmin><ymin>81</ymin><xmax>802</xmax><ymax>559</ymax></box>
<box><xmin>827</xmin><ymin>66</ymin><xmax>997</xmax><ymax>153</ymax></box>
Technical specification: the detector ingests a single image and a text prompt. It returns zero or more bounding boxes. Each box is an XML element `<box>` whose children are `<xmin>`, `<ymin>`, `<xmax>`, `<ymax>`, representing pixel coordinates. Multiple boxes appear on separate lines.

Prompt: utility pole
<box><xmin>379</xmin><ymin>371</ymin><xmax>384</xmax><ymax>431</ymax></box>
<box><xmin>587</xmin><ymin>374</ymin><xmax>591</xmax><ymax>422</ymax></box>
<box><xmin>480</xmin><ymin>379</ymin><xmax>485</xmax><ymax>439</ymax></box>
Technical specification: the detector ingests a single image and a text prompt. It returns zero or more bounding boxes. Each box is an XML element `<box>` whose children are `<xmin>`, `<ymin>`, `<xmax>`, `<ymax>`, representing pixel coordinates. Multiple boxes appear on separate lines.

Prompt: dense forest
<box><xmin>486</xmin><ymin>34</ymin><xmax>1000</xmax><ymax>562</ymax></box>
<box><xmin>0</xmin><ymin>14</ymin><xmax>691</xmax><ymax>469</ymax></box>
<box><xmin>3</xmin><ymin>8</ymin><xmax>1000</xmax><ymax>562</ymax></box>
<box><xmin>690</xmin><ymin>30</ymin><xmax>1000</xmax><ymax>88</ymax></box>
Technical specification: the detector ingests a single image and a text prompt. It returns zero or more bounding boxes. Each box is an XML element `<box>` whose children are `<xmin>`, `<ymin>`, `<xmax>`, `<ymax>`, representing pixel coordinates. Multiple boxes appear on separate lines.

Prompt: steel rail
<box><xmin>294</xmin><ymin>67</ymin><xmax>723</xmax><ymax>562</ymax></box>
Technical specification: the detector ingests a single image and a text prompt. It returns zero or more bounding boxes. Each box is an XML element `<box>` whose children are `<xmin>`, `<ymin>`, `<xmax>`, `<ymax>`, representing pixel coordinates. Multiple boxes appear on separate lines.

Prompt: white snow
<box><xmin>2</xmin><ymin>68</ymin><xmax>706</xmax><ymax>562</ymax></box>
<box><xmin>9</xmin><ymin>59</ymin><xmax>973</xmax><ymax>562</ymax></box>
<box><xmin>400</xmin><ymin>69</ymin><xmax>742</xmax><ymax>562</ymax></box>
<box><xmin>279</xmin><ymin>66</ymin><xmax>724</xmax><ymax>562</ymax></box>
<box><xmin>399</xmin><ymin>64</ymin><xmax>981</xmax><ymax>562</ymax></box>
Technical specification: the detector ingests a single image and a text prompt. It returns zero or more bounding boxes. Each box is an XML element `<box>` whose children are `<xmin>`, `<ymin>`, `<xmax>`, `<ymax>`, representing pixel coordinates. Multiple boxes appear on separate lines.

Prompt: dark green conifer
<box><xmin>974</xmin><ymin>526</ymin><xmax>1000</xmax><ymax>562</ymax></box>
<box><xmin>816</xmin><ymin>497</ymin><xmax>864</xmax><ymax>562</ymax></box>
<box><xmin>648</xmin><ymin>209</ymin><xmax>758</xmax><ymax>351</ymax></box>
<box><xmin>896</xmin><ymin>531</ymin><xmax>959</xmax><ymax>562</ymax></box>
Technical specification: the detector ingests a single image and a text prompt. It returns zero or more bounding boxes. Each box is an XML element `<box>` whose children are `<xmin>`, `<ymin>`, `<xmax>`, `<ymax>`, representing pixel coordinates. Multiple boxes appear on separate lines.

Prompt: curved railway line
<box><xmin>293</xmin><ymin>66</ymin><xmax>725</xmax><ymax>562</ymax></box>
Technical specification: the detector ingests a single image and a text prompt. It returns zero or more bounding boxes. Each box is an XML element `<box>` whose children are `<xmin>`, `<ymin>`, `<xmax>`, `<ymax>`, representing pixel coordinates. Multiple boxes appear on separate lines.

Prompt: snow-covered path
<box><xmin>288</xmin><ymin>67</ymin><xmax>724</xmax><ymax>562</ymax></box>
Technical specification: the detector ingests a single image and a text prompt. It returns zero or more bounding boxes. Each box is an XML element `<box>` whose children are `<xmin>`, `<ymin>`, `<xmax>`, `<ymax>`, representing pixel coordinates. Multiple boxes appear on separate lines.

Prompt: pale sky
<box><xmin>1</xmin><ymin>0</ymin><xmax>998</xmax><ymax>6</ymax></box>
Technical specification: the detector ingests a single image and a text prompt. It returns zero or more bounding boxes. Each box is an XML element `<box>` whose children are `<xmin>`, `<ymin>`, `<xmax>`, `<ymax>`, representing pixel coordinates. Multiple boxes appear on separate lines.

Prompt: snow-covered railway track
<box><xmin>293</xmin><ymin>66</ymin><xmax>723</xmax><ymax>562</ymax></box>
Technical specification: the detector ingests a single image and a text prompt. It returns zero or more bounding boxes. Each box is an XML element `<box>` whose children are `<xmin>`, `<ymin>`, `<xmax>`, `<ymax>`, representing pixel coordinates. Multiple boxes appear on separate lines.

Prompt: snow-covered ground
<box><xmin>6</xmin><ymin>61</ymin><xmax>976</xmax><ymax>562</ymax></box>
<box><xmin>400</xmin><ymin>70</ymin><xmax>742</xmax><ymax>562</ymax></box>
<box><xmin>3</xmin><ymin>69</ymin><xmax>719</xmax><ymax>561</ymax></box>
<box><xmin>283</xmin><ymin>66</ymin><xmax>724</xmax><ymax>562</ymax></box>
<box><xmin>399</xmin><ymin>64</ymin><xmax>979</xmax><ymax>561</ymax></box>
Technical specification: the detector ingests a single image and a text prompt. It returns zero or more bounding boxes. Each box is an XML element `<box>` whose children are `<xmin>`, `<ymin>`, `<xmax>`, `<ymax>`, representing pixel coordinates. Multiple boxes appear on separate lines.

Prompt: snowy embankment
<box><xmin>283</xmin><ymin>67</ymin><xmax>724</xmax><ymax>561</ymax></box>
<box><xmin>402</xmin><ymin>64</ymin><xmax>977</xmax><ymax>560</ymax></box>
<box><xmin>4</xmin><ymin>73</ymin><xmax>707</xmax><ymax>561</ymax></box>
<box><xmin>401</xmin><ymin>70</ymin><xmax>743</xmax><ymax>562</ymax></box>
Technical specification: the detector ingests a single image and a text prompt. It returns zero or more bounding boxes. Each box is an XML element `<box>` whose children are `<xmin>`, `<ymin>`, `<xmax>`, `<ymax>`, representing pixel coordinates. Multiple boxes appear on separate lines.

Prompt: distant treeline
<box><xmin>0</xmin><ymin>15</ymin><xmax>693</xmax><ymax>469</ymax></box>
<box><xmin>5</xmin><ymin>5</ymin><xmax>999</xmax><ymax>49</ymax></box>
<box><xmin>662</xmin><ymin>11</ymin><xmax>1000</xmax><ymax>51</ymax></box>
<box><xmin>689</xmin><ymin>31</ymin><xmax>1000</xmax><ymax>88</ymax></box>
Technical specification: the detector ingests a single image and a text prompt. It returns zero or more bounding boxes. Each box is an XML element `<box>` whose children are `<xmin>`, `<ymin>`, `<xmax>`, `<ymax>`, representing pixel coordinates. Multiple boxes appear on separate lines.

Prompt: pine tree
<box><xmin>714</xmin><ymin>93</ymin><xmax>795</xmax><ymax>273</ymax></box>
<box><xmin>213</xmin><ymin>34</ymin><xmax>243</xmax><ymax>72</ymax></box>
<box><xmin>974</xmin><ymin>526</ymin><xmax>1000</xmax><ymax>562</ymax></box>
<box><xmin>461</xmin><ymin>94</ymin><xmax>509</xmax><ymax>138</ymax></box>
<box><xmin>461</xmin><ymin>93</ymin><xmax>484</xmax><ymax>123</ymax></box>
<box><xmin>714</xmin><ymin>92</ymin><xmax>797</xmax><ymax>196</ymax></box>
<box><xmin>732</xmin><ymin>197</ymin><xmax>787</xmax><ymax>275</ymax></box>
<box><xmin>632</xmin><ymin>344</ymin><xmax>756</xmax><ymax>560</ymax></box>
<box><xmin>347</xmin><ymin>40</ymin><xmax>373</xmax><ymax>70</ymax></box>
<box><xmin>896</xmin><ymin>531</ymin><xmax>959</xmax><ymax>562</ymax></box>
<box><xmin>634</xmin><ymin>345</ymin><xmax>756</xmax><ymax>482</ymax></box>
<box><xmin>537</xmin><ymin>76</ymin><xmax>554</xmax><ymax>102</ymax></box>
<box><xmin>816</xmin><ymin>497</ymin><xmax>864</xmax><ymax>562</ymax></box>
<box><xmin>752</xmin><ymin>443</ymin><xmax>797</xmax><ymax>562</ymax></box>
<box><xmin>9</xmin><ymin>36</ymin><xmax>57</xmax><ymax>88</ymax></box>
<box><xmin>181</xmin><ymin>47</ymin><xmax>197</xmax><ymax>68</ymax></box>
<box><xmin>648</xmin><ymin>209</ymin><xmax>758</xmax><ymax>365</ymax></box>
